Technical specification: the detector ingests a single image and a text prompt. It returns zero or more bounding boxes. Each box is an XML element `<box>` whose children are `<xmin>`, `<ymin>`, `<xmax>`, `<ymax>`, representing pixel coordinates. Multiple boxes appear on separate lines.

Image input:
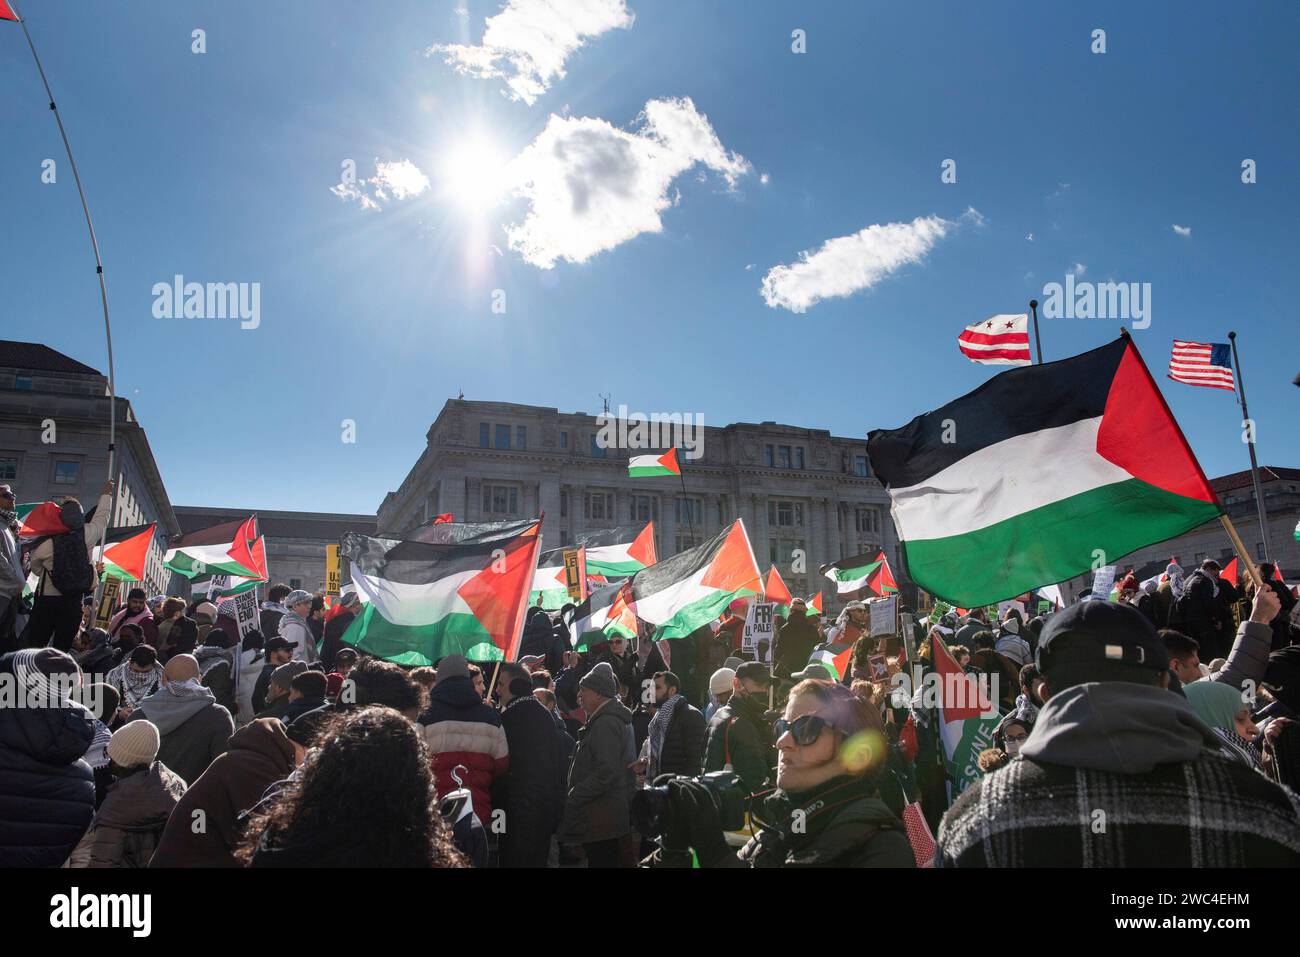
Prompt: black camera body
<box><xmin>632</xmin><ymin>769</ymin><xmax>747</xmax><ymax>836</ymax></box>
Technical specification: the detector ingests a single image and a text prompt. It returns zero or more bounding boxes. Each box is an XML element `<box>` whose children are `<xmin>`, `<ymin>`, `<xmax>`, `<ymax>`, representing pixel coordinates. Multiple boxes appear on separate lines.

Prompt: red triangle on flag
<box><xmin>0</xmin><ymin>2</ymin><xmax>19</xmax><ymax>22</ymax></box>
<box><xmin>700</xmin><ymin>522</ymin><xmax>761</xmax><ymax>595</ymax></box>
<box><xmin>628</xmin><ymin>521</ymin><xmax>657</xmax><ymax>567</ymax></box>
<box><xmin>102</xmin><ymin>524</ymin><xmax>156</xmax><ymax>581</ymax></box>
<box><xmin>1219</xmin><ymin>557</ymin><xmax>1238</xmax><ymax>585</ymax></box>
<box><xmin>657</xmin><ymin>448</ymin><xmax>681</xmax><ymax>475</ymax></box>
<box><xmin>457</xmin><ymin>521</ymin><xmax>542</xmax><ymax>660</ymax></box>
<box><xmin>764</xmin><ymin>566</ymin><xmax>793</xmax><ymax>606</ymax></box>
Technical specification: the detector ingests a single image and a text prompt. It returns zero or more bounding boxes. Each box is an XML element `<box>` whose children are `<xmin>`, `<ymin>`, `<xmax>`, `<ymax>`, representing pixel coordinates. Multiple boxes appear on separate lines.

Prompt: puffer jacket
<box><xmin>558</xmin><ymin>698</ymin><xmax>635</xmax><ymax>845</ymax></box>
<box><xmin>279</xmin><ymin>610</ymin><xmax>318</xmax><ymax>665</ymax></box>
<box><xmin>67</xmin><ymin>761</ymin><xmax>187</xmax><ymax>868</ymax></box>
<box><xmin>0</xmin><ymin>665</ymin><xmax>96</xmax><ymax>866</ymax></box>
<box><xmin>418</xmin><ymin>676</ymin><xmax>508</xmax><ymax>828</ymax></box>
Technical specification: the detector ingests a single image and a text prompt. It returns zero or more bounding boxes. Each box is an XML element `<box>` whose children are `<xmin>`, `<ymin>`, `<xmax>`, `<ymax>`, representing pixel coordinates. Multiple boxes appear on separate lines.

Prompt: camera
<box><xmin>631</xmin><ymin>769</ymin><xmax>747</xmax><ymax>836</ymax></box>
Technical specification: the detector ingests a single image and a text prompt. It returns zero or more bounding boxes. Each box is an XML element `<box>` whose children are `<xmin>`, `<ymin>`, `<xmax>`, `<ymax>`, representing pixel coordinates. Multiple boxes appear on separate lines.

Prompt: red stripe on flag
<box><xmin>958</xmin><ymin>346</ymin><xmax>1032</xmax><ymax>361</ymax></box>
<box><xmin>957</xmin><ymin>330</ymin><xmax>1030</xmax><ymax>346</ymax></box>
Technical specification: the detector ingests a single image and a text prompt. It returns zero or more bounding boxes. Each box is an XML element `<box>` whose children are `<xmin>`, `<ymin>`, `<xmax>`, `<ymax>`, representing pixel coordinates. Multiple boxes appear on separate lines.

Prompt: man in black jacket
<box><xmin>701</xmin><ymin>662</ymin><xmax>774</xmax><ymax>794</ymax></box>
<box><xmin>773</xmin><ymin>598</ymin><xmax>820</xmax><ymax>679</ymax></box>
<box><xmin>1171</xmin><ymin>560</ymin><xmax>1230</xmax><ymax>660</ymax></box>
<box><xmin>643</xmin><ymin>671</ymin><xmax>706</xmax><ymax>778</ymax></box>
<box><xmin>493</xmin><ymin>662</ymin><xmax>566</xmax><ymax>868</ymax></box>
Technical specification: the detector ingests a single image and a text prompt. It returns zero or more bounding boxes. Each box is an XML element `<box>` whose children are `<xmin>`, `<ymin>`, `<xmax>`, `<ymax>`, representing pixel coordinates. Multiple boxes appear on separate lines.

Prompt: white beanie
<box><xmin>709</xmin><ymin>667</ymin><xmax>736</xmax><ymax>696</ymax></box>
<box><xmin>106</xmin><ymin>720</ymin><xmax>160</xmax><ymax>768</ymax></box>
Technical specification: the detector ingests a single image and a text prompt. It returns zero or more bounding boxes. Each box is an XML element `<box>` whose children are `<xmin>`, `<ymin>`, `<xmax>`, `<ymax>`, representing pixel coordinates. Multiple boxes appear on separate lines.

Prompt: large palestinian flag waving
<box><xmin>931</xmin><ymin>635</ymin><xmax>1001</xmax><ymax>797</ymax></box>
<box><xmin>569</xmin><ymin>581</ymin><xmax>638</xmax><ymax>651</ymax></box>
<box><xmin>822</xmin><ymin>551</ymin><xmax>889</xmax><ymax>595</ymax></box>
<box><xmin>530</xmin><ymin>524</ymin><xmax>657</xmax><ymax>608</ymax></box>
<box><xmin>95</xmin><ymin>524</ymin><xmax>157</xmax><ymax>582</ymax></box>
<box><xmin>17</xmin><ymin>501</ymin><xmax>70</xmax><ymax>538</ymax></box>
<box><xmin>764</xmin><ymin>565</ymin><xmax>794</xmax><ymax>619</ymax></box>
<box><xmin>164</xmin><ymin>516</ymin><xmax>263</xmax><ymax>580</ymax></box>
<box><xmin>867</xmin><ymin>335</ymin><xmax>1222</xmax><ymax>606</ymax></box>
<box><xmin>628</xmin><ymin>519</ymin><xmax>761</xmax><ymax>640</ymax></box>
<box><xmin>341</xmin><ymin>518</ymin><xmax>542</xmax><ymax>665</ymax></box>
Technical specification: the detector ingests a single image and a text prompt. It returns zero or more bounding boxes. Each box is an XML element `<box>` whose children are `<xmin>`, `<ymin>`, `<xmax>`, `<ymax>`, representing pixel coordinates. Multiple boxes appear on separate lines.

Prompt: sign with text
<box><xmin>93</xmin><ymin>578</ymin><xmax>121</xmax><ymax>630</ymax></box>
<box><xmin>869</xmin><ymin>595</ymin><xmax>898</xmax><ymax>637</ymax></box>
<box><xmin>325</xmin><ymin>544</ymin><xmax>341</xmax><ymax>596</ymax></box>
<box><xmin>742</xmin><ymin>601</ymin><xmax>775</xmax><ymax>663</ymax></box>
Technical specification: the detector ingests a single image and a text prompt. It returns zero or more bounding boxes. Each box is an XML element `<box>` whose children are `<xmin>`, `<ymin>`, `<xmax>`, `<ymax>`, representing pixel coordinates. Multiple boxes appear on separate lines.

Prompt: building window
<box><xmin>560</xmin><ymin>531</ymin><xmax>569</xmax><ymax>546</ymax></box>
<box><xmin>516</xmin><ymin>425</ymin><xmax>527</xmax><ymax>449</ymax></box>
<box><xmin>855</xmin><ymin>508</ymin><xmax>877</xmax><ymax>534</ymax></box>
<box><xmin>717</xmin><ymin>499</ymin><xmax>726</xmax><ymax>525</ymax></box>
<box><xmin>483</xmin><ymin>484</ymin><xmax>519</xmax><ymax>515</ymax></box>
<box><xmin>769</xmin><ymin>539</ymin><xmax>805</xmax><ymax>569</ymax></box>
<box><xmin>764</xmin><ymin>445</ymin><xmax>774</xmax><ymax>467</ymax></box>
<box><xmin>494</xmin><ymin>425</ymin><xmax>511</xmax><ymax>450</ymax></box>
<box><xmin>675</xmin><ymin>534</ymin><xmax>698</xmax><ymax>554</ymax></box>
<box><xmin>560</xmin><ymin>490</ymin><xmax>568</xmax><ymax>517</ymax></box>
<box><xmin>15</xmin><ymin>376</ymin><xmax>32</xmax><ymax>390</ymax></box>
<box><xmin>855</xmin><ymin>456</ymin><xmax>869</xmax><ymax>477</ymax></box>
<box><xmin>676</xmin><ymin>497</ymin><xmax>702</xmax><ymax>524</ymax></box>
<box><xmin>1256</xmin><ymin>542</ymin><xmax>1266</xmax><ymax>560</ymax></box>
<box><xmin>289</xmin><ymin>578</ymin><xmax>302</xmax><ymax>590</ymax></box>
<box><xmin>590</xmin><ymin>434</ymin><xmax>605</xmax><ymax>459</ymax></box>
<box><xmin>560</xmin><ymin>431</ymin><xmax>568</xmax><ymax>448</ymax></box>
<box><xmin>778</xmin><ymin>446</ymin><xmax>792</xmax><ymax>469</ymax></box>
<box><xmin>630</xmin><ymin>495</ymin><xmax>657</xmax><ymax>523</ymax></box>
<box><xmin>479</xmin><ymin>423</ymin><xmax>489</xmax><ymax>448</ymax></box>
<box><xmin>767</xmin><ymin>500</ymin><xmax>804</xmax><ymax>527</ymax></box>
<box><xmin>0</xmin><ymin>457</ymin><xmax>16</xmax><ymax>481</ymax></box>
<box><xmin>795</xmin><ymin>447</ymin><xmax>805</xmax><ymax>470</ymax></box>
<box><xmin>53</xmin><ymin>460</ymin><xmax>79</xmax><ymax>485</ymax></box>
<box><xmin>585</xmin><ymin>491</ymin><xmax>614</xmax><ymax>521</ymax></box>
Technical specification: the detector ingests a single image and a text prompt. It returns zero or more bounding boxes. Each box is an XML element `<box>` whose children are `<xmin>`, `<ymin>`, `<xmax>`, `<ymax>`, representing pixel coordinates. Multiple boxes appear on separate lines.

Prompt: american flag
<box><xmin>957</xmin><ymin>314</ymin><xmax>1031</xmax><ymax>366</ymax></box>
<box><xmin>1168</xmin><ymin>340</ymin><xmax>1235</xmax><ymax>391</ymax></box>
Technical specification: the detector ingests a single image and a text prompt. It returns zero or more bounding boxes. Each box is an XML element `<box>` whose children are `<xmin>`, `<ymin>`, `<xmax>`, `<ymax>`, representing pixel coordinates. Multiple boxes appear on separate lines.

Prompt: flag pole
<box><xmin>1219</xmin><ymin>514</ymin><xmax>1265</xmax><ymax>590</ymax></box>
<box><xmin>10</xmin><ymin>2</ymin><xmax>119</xmax><ymax>608</ymax></box>
<box><xmin>1029</xmin><ymin>299</ymin><xmax>1043</xmax><ymax>364</ymax></box>
<box><xmin>676</xmin><ymin>452</ymin><xmax>697</xmax><ymax>548</ymax></box>
<box><xmin>1227</xmin><ymin>331</ymin><xmax>1273</xmax><ymax>563</ymax></box>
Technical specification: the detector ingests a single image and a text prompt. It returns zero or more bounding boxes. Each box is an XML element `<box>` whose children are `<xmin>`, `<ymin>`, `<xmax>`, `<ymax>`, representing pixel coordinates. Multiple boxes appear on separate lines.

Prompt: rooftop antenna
<box><xmin>599</xmin><ymin>392</ymin><xmax>611</xmax><ymax>414</ymax></box>
<box><xmin>457</xmin><ymin>388</ymin><xmax>464</xmax><ymax>400</ymax></box>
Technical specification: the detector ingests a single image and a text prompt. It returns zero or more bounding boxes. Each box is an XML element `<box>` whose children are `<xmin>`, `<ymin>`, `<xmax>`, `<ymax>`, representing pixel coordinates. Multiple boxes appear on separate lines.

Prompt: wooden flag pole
<box><xmin>1029</xmin><ymin>299</ymin><xmax>1044</xmax><ymax>365</ymax></box>
<box><xmin>1219</xmin><ymin>514</ymin><xmax>1265</xmax><ymax>590</ymax></box>
<box><xmin>1227</xmin><ymin>331</ymin><xmax>1274</xmax><ymax>563</ymax></box>
<box><xmin>10</xmin><ymin>1</ymin><xmax>119</xmax><ymax>611</ymax></box>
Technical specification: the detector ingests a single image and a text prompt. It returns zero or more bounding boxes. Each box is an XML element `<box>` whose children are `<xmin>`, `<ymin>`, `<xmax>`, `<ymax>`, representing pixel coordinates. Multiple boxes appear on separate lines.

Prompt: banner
<box><xmin>869</xmin><ymin>595</ymin><xmax>898</xmax><ymax>637</ymax></box>
<box><xmin>742</xmin><ymin>601</ymin><xmax>775</xmax><ymax>663</ymax></box>
<box><xmin>231</xmin><ymin>589</ymin><xmax>260</xmax><ymax>639</ymax></box>
<box><xmin>93</xmin><ymin>578</ymin><xmax>121</xmax><ymax>630</ymax></box>
<box><xmin>325</xmin><ymin>544</ymin><xmax>341</xmax><ymax>596</ymax></box>
<box><xmin>562</xmin><ymin>548</ymin><xmax>587</xmax><ymax>602</ymax></box>
<box><xmin>1089</xmin><ymin>565</ymin><xmax>1117</xmax><ymax>601</ymax></box>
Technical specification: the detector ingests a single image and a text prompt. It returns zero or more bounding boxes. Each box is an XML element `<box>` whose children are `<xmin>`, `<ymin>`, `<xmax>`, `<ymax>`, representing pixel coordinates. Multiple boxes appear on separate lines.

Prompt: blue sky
<box><xmin>2</xmin><ymin>1</ymin><xmax>1295</xmax><ymax>515</ymax></box>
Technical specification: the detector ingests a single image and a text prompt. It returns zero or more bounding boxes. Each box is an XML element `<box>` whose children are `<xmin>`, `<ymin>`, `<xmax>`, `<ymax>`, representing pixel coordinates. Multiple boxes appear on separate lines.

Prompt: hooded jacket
<box><xmin>27</xmin><ymin>494</ymin><xmax>111</xmax><ymax>598</ymax></box>
<box><xmin>702</xmin><ymin>688</ymin><xmax>773</xmax><ymax>794</ymax></box>
<box><xmin>938</xmin><ymin>681</ymin><xmax>1300</xmax><ymax>867</ymax></box>
<box><xmin>0</xmin><ymin>678</ymin><xmax>96</xmax><ymax>867</ymax></box>
<box><xmin>417</xmin><ymin>676</ymin><xmax>508</xmax><ymax>828</ymax></box>
<box><xmin>68</xmin><ymin>761</ymin><xmax>187</xmax><ymax>868</ymax></box>
<box><xmin>129</xmin><ymin>684</ymin><xmax>234</xmax><ymax>787</ymax></box>
<box><xmin>558</xmin><ymin>697</ymin><xmax>635</xmax><ymax>845</ymax></box>
<box><xmin>493</xmin><ymin>693</ymin><xmax>567</xmax><ymax>866</ymax></box>
<box><xmin>195</xmin><ymin>644</ymin><xmax>237</xmax><ymax>714</ymax></box>
<box><xmin>150</xmin><ymin>718</ymin><xmax>296</xmax><ymax>867</ymax></box>
<box><xmin>774</xmin><ymin>611</ymin><xmax>821</xmax><ymax>679</ymax></box>
<box><xmin>278</xmin><ymin>610</ymin><xmax>318</xmax><ymax>665</ymax></box>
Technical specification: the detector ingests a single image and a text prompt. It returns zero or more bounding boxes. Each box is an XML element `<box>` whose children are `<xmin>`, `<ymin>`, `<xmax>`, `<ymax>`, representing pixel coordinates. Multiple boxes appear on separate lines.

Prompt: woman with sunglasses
<box><xmin>650</xmin><ymin>679</ymin><xmax>916</xmax><ymax>868</ymax></box>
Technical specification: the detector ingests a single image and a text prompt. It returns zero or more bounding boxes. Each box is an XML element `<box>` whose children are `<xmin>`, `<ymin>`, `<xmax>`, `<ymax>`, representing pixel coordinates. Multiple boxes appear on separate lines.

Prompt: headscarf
<box><xmin>1183</xmin><ymin>680</ymin><xmax>1244</xmax><ymax>733</ymax></box>
<box><xmin>647</xmin><ymin>692</ymin><xmax>684</xmax><ymax>778</ymax></box>
<box><xmin>1165</xmin><ymin>563</ymin><xmax>1186</xmax><ymax>598</ymax></box>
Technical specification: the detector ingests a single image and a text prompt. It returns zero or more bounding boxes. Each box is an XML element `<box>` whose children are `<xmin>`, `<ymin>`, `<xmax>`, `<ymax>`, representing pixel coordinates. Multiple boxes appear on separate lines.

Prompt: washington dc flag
<box><xmin>867</xmin><ymin>335</ymin><xmax>1222</xmax><ymax>607</ymax></box>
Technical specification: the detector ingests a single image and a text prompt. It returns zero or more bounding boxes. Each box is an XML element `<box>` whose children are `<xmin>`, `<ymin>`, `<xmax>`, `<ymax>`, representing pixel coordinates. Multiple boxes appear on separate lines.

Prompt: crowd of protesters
<box><xmin>2</xmin><ymin>483</ymin><xmax>1299</xmax><ymax>868</ymax></box>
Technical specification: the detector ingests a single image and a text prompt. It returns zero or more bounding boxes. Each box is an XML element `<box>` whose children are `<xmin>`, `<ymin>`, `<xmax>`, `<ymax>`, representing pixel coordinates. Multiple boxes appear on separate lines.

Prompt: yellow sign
<box><xmin>563</xmin><ymin>548</ymin><xmax>586</xmax><ymax>602</ymax></box>
<box><xmin>325</xmin><ymin>544</ymin><xmax>341</xmax><ymax>596</ymax></box>
<box><xmin>93</xmin><ymin>578</ymin><xmax>121</xmax><ymax>630</ymax></box>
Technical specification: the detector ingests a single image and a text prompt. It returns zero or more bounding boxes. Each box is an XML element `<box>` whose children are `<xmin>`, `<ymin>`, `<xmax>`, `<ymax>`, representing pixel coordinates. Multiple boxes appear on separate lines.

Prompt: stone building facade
<box><xmin>377</xmin><ymin>400</ymin><xmax>901</xmax><ymax>614</ymax></box>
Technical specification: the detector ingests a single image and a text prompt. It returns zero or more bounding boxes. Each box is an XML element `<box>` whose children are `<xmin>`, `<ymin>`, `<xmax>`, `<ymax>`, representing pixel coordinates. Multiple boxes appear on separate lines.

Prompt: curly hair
<box><xmin>235</xmin><ymin>706</ymin><xmax>467</xmax><ymax>868</ymax></box>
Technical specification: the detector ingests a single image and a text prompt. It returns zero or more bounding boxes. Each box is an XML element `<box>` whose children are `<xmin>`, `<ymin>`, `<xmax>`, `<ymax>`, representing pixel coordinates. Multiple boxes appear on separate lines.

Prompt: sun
<box><xmin>439</xmin><ymin>135</ymin><xmax>510</xmax><ymax>214</ymax></box>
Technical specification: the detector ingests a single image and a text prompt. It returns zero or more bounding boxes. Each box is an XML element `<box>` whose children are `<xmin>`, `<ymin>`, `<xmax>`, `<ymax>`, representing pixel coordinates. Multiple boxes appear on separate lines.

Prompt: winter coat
<box><xmin>27</xmin><ymin>494</ymin><xmax>110</xmax><ymax>597</ymax></box>
<box><xmin>937</xmin><ymin>681</ymin><xmax>1300</xmax><ymax>867</ymax></box>
<box><xmin>1172</xmin><ymin>570</ymin><xmax>1229</xmax><ymax>659</ymax></box>
<box><xmin>735</xmin><ymin>777</ymin><xmax>916</xmax><ymax>868</ymax></box>
<box><xmin>702</xmin><ymin>690</ymin><xmax>773</xmax><ymax>794</ymax></box>
<box><xmin>235</xmin><ymin>649</ymin><xmax>267</xmax><ymax>726</ymax></box>
<box><xmin>0</xmin><ymin>674</ymin><xmax>96</xmax><ymax>866</ymax></box>
<box><xmin>320</xmin><ymin>609</ymin><xmax>356</xmax><ymax>671</ymax></box>
<box><xmin>494</xmin><ymin>694</ymin><xmax>566</xmax><ymax>866</ymax></box>
<box><xmin>774</xmin><ymin>612</ymin><xmax>821</xmax><ymax>679</ymax></box>
<box><xmin>259</xmin><ymin>603</ymin><xmax>286</xmax><ymax>643</ymax></box>
<box><xmin>150</xmin><ymin>718</ymin><xmax>296</xmax><ymax>867</ymax></box>
<box><xmin>68</xmin><ymin>761</ymin><xmax>186</xmax><ymax>868</ymax></box>
<box><xmin>558</xmin><ymin>697</ymin><xmax>635</xmax><ymax>845</ymax></box>
<box><xmin>108</xmin><ymin>607</ymin><xmax>159</xmax><ymax>647</ymax></box>
<box><xmin>279</xmin><ymin>611</ymin><xmax>319</xmax><ymax>665</ymax></box>
<box><xmin>418</xmin><ymin>676</ymin><xmax>508</xmax><ymax>828</ymax></box>
<box><xmin>654</xmin><ymin>699</ymin><xmax>707</xmax><ymax>777</ymax></box>
<box><xmin>281</xmin><ymin>696</ymin><xmax>327</xmax><ymax>725</ymax></box>
<box><xmin>1207</xmin><ymin>619</ymin><xmax>1274</xmax><ymax>698</ymax></box>
<box><xmin>129</xmin><ymin>687</ymin><xmax>234</xmax><ymax>788</ymax></box>
<box><xmin>196</xmin><ymin>645</ymin><xmax>237</xmax><ymax>715</ymax></box>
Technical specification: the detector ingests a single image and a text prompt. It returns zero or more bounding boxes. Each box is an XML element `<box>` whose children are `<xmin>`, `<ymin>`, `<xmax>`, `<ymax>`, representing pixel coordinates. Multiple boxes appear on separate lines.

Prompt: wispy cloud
<box><xmin>504</xmin><ymin>96</ymin><xmax>749</xmax><ymax>268</ymax></box>
<box><xmin>1172</xmin><ymin>223</ymin><xmax>1192</xmax><ymax>237</ymax></box>
<box><xmin>330</xmin><ymin>159</ymin><xmax>430</xmax><ymax>211</ymax></box>
<box><xmin>760</xmin><ymin>212</ymin><xmax>971</xmax><ymax>313</ymax></box>
<box><xmin>1070</xmin><ymin>261</ymin><xmax>1087</xmax><ymax>276</ymax></box>
<box><xmin>430</xmin><ymin>0</ymin><xmax>635</xmax><ymax>105</ymax></box>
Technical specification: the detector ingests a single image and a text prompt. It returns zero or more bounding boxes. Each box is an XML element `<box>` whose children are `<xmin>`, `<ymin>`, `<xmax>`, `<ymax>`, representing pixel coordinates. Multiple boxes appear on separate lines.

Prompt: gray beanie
<box><xmin>271</xmin><ymin>660</ymin><xmax>308</xmax><ymax>690</ymax></box>
<box><xmin>284</xmin><ymin>589</ymin><xmax>314</xmax><ymax>608</ymax></box>
<box><xmin>579</xmin><ymin>661</ymin><xmax>618</xmax><ymax>699</ymax></box>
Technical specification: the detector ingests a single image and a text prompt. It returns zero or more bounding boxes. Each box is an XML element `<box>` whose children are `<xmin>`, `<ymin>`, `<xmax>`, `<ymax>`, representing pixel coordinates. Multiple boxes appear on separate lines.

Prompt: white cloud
<box><xmin>1070</xmin><ymin>261</ymin><xmax>1087</xmax><ymax>276</ymax></box>
<box><xmin>1172</xmin><ymin>223</ymin><xmax>1192</xmax><ymax>237</ymax></box>
<box><xmin>760</xmin><ymin>173</ymin><xmax>770</xmax><ymax>185</ymax></box>
<box><xmin>504</xmin><ymin>96</ymin><xmax>749</xmax><ymax>268</ymax></box>
<box><xmin>759</xmin><ymin>214</ymin><xmax>958</xmax><ymax>313</ymax></box>
<box><xmin>430</xmin><ymin>0</ymin><xmax>635</xmax><ymax>105</ymax></box>
<box><xmin>1026</xmin><ymin>232</ymin><xmax>1034</xmax><ymax>242</ymax></box>
<box><xmin>744</xmin><ymin>263</ymin><xmax>755</xmax><ymax>271</ymax></box>
<box><xmin>331</xmin><ymin>159</ymin><xmax>429</xmax><ymax>211</ymax></box>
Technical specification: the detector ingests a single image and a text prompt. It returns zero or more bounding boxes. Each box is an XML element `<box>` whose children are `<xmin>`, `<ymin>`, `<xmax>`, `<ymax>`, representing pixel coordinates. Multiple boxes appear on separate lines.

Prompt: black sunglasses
<box><xmin>773</xmin><ymin>713</ymin><xmax>831</xmax><ymax>746</ymax></box>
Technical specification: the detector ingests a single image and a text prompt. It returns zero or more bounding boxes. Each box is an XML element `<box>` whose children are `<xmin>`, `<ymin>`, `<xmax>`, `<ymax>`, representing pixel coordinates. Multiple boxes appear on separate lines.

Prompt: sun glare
<box><xmin>439</xmin><ymin>136</ymin><xmax>510</xmax><ymax>214</ymax></box>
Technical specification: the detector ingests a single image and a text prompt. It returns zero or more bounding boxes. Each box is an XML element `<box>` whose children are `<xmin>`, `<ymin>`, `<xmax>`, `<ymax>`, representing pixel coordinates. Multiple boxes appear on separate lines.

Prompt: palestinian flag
<box><xmin>95</xmin><ymin>524</ymin><xmax>156</xmax><ymax>582</ymax></box>
<box><xmin>164</xmin><ymin>517</ymin><xmax>263</xmax><ymax>580</ymax></box>
<box><xmin>805</xmin><ymin>592</ymin><xmax>823</xmax><ymax>618</ymax></box>
<box><xmin>627</xmin><ymin>520</ymin><xmax>761</xmax><ymax>640</ymax></box>
<box><xmin>530</xmin><ymin>557</ymin><xmax>572</xmax><ymax>610</ymax></box>
<box><xmin>931</xmin><ymin>635</ymin><xmax>1000</xmax><ymax>799</ymax></box>
<box><xmin>765</xmin><ymin>566</ymin><xmax>794</xmax><ymax>618</ymax></box>
<box><xmin>399</xmin><ymin>516</ymin><xmax>523</xmax><ymax>544</ymax></box>
<box><xmin>628</xmin><ymin>449</ymin><xmax>680</xmax><ymax>478</ymax></box>
<box><xmin>0</xmin><ymin>2</ymin><xmax>17</xmax><ymax>22</ymax></box>
<box><xmin>569</xmin><ymin>582</ymin><xmax>638</xmax><ymax>651</ymax></box>
<box><xmin>821</xmin><ymin>551</ymin><xmax>886</xmax><ymax>595</ymax></box>
<box><xmin>1219</xmin><ymin>557</ymin><xmax>1238</xmax><ymax>586</ymax></box>
<box><xmin>867</xmin><ymin>552</ymin><xmax>898</xmax><ymax>596</ymax></box>
<box><xmin>867</xmin><ymin>336</ymin><xmax>1223</xmax><ymax>607</ymax></box>
<box><xmin>585</xmin><ymin>522</ymin><xmax>657</xmax><ymax>578</ymax></box>
<box><xmin>808</xmin><ymin>644</ymin><xmax>852</xmax><ymax>681</ymax></box>
<box><xmin>16</xmin><ymin>502</ymin><xmax>68</xmax><ymax>538</ymax></box>
<box><xmin>341</xmin><ymin>518</ymin><xmax>542</xmax><ymax>666</ymax></box>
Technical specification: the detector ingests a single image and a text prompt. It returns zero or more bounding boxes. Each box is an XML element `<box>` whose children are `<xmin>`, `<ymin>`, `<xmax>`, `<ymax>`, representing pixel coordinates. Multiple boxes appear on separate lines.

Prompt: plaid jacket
<box><xmin>938</xmin><ymin>751</ymin><xmax>1300</xmax><ymax>867</ymax></box>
